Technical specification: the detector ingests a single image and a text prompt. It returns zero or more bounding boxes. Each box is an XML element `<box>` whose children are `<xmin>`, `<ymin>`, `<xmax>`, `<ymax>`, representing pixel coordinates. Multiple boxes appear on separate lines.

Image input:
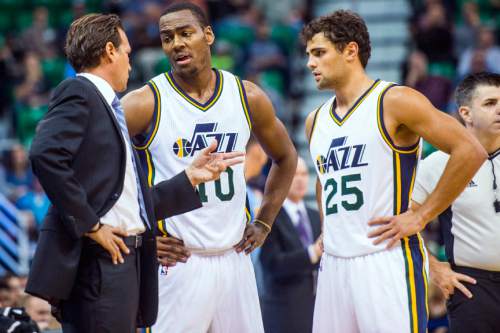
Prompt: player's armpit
<box><xmin>121</xmin><ymin>84</ymin><xmax>156</xmax><ymax>137</ymax></box>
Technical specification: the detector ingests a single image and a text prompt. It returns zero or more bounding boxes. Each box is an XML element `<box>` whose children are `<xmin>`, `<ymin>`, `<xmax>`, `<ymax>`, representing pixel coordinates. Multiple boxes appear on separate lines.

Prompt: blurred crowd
<box><xmin>404</xmin><ymin>0</ymin><xmax>500</xmax><ymax>113</ymax></box>
<box><xmin>404</xmin><ymin>1</ymin><xmax>499</xmax><ymax>332</ymax></box>
<box><xmin>0</xmin><ymin>0</ymin><xmax>498</xmax><ymax>332</ymax></box>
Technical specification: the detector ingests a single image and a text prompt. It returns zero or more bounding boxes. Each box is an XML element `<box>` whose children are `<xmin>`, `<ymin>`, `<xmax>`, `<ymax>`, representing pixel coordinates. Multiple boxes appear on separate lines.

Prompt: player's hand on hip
<box><xmin>430</xmin><ymin>260</ymin><xmax>476</xmax><ymax>299</ymax></box>
<box><xmin>185</xmin><ymin>139</ymin><xmax>245</xmax><ymax>186</ymax></box>
<box><xmin>367</xmin><ymin>210</ymin><xmax>425</xmax><ymax>248</ymax></box>
<box><xmin>86</xmin><ymin>224</ymin><xmax>130</xmax><ymax>265</ymax></box>
<box><xmin>156</xmin><ymin>236</ymin><xmax>190</xmax><ymax>266</ymax></box>
<box><xmin>234</xmin><ymin>223</ymin><xmax>270</xmax><ymax>255</ymax></box>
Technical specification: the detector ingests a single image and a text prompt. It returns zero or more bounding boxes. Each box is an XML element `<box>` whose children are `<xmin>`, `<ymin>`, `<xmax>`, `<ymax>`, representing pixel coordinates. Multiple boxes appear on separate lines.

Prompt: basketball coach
<box><xmin>25</xmin><ymin>13</ymin><xmax>243</xmax><ymax>333</ymax></box>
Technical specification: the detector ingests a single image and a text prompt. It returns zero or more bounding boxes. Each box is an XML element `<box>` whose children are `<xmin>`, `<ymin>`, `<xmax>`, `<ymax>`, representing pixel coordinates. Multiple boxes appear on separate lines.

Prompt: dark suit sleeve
<box><xmin>152</xmin><ymin>171</ymin><xmax>202</xmax><ymax>220</ymax></box>
<box><xmin>30</xmin><ymin>81</ymin><xmax>99</xmax><ymax>239</ymax></box>
<box><xmin>260</xmin><ymin>219</ymin><xmax>316</xmax><ymax>279</ymax></box>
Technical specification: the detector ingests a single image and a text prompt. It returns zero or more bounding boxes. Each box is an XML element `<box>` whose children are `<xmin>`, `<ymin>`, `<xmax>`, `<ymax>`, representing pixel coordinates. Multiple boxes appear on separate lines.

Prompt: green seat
<box><xmin>42</xmin><ymin>57</ymin><xmax>66</xmax><ymax>88</ymax></box>
<box><xmin>16</xmin><ymin>104</ymin><xmax>48</xmax><ymax>146</ymax></box>
<box><xmin>422</xmin><ymin>140</ymin><xmax>437</xmax><ymax>159</ymax></box>
<box><xmin>260</xmin><ymin>70</ymin><xmax>285</xmax><ymax>96</ymax></box>
<box><xmin>428</xmin><ymin>61</ymin><xmax>455</xmax><ymax>80</ymax></box>
<box><xmin>215</xmin><ymin>22</ymin><xmax>255</xmax><ymax>48</ymax></box>
<box><xmin>270</xmin><ymin>24</ymin><xmax>298</xmax><ymax>55</ymax></box>
<box><xmin>212</xmin><ymin>55</ymin><xmax>235</xmax><ymax>72</ymax></box>
<box><xmin>0</xmin><ymin>12</ymin><xmax>12</xmax><ymax>33</ymax></box>
<box><xmin>16</xmin><ymin>10</ymin><xmax>33</xmax><ymax>32</ymax></box>
<box><xmin>154</xmin><ymin>58</ymin><xmax>171</xmax><ymax>75</ymax></box>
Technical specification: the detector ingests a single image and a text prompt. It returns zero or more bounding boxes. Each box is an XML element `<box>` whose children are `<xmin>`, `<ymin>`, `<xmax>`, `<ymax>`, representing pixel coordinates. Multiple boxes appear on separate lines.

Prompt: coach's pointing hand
<box><xmin>185</xmin><ymin>140</ymin><xmax>245</xmax><ymax>186</ymax></box>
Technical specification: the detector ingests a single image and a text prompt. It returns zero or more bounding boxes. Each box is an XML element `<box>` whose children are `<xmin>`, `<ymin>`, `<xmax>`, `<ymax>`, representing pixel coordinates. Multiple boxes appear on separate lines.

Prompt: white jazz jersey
<box><xmin>309</xmin><ymin>80</ymin><xmax>422</xmax><ymax>257</ymax></box>
<box><xmin>134</xmin><ymin>69</ymin><xmax>251</xmax><ymax>249</ymax></box>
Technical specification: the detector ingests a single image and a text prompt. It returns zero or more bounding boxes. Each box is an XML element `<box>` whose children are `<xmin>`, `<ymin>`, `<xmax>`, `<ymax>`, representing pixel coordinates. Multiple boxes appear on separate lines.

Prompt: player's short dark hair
<box><xmin>65</xmin><ymin>13</ymin><xmax>123</xmax><ymax>72</ymax></box>
<box><xmin>301</xmin><ymin>10</ymin><xmax>371</xmax><ymax>68</ymax></box>
<box><xmin>455</xmin><ymin>72</ymin><xmax>500</xmax><ymax>107</ymax></box>
<box><xmin>162</xmin><ymin>2</ymin><xmax>209</xmax><ymax>28</ymax></box>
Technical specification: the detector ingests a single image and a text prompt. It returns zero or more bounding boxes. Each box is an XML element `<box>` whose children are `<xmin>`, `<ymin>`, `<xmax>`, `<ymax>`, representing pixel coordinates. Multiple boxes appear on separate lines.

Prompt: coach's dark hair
<box><xmin>161</xmin><ymin>2</ymin><xmax>209</xmax><ymax>28</ymax></box>
<box><xmin>455</xmin><ymin>72</ymin><xmax>500</xmax><ymax>107</ymax></box>
<box><xmin>65</xmin><ymin>13</ymin><xmax>123</xmax><ymax>72</ymax></box>
<box><xmin>301</xmin><ymin>10</ymin><xmax>371</xmax><ymax>68</ymax></box>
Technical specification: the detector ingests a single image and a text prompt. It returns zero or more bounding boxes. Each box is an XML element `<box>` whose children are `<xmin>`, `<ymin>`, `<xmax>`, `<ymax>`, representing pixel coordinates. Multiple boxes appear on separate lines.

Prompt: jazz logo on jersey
<box><xmin>316</xmin><ymin>136</ymin><xmax>368</xmax><ymax>174</ymax></box>
<box><xmin>172</xmin><ymin>122</ymin><xmax>238</xmax><ymax>158</ymax></box>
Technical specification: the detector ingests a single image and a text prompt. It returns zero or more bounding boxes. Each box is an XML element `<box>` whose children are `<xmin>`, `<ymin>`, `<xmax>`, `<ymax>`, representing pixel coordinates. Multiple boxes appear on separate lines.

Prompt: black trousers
<box><xmin>447</xmin><ymin>265</ymin><xmax>500</xmax><ymax>333</ymax></box>
<box><xmin>60</xmin><ymin>243</ymin><xmax>141</xmax><ymax>333</ymax></box>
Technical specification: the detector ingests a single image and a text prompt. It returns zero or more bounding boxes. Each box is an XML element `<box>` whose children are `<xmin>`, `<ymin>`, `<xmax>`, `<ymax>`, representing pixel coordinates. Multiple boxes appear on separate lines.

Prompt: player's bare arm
<box><xmin>368</xmin><ymin>86</ymin><xmax>487</xmax><ymax>247</ymax></box>
<box><xmin>121</xmin><ymin>85</ymin><xmax>156</xmax><ymax>137</ymax></box>
<box><xmin>305</xmin><ymin>109</ymin><xmax>324</xmax><ymax>250</ymax></box>
<box><xmin>234</xmin><ymin>80</ymin><xmax>298</xmax><ymax>254</ymax></box>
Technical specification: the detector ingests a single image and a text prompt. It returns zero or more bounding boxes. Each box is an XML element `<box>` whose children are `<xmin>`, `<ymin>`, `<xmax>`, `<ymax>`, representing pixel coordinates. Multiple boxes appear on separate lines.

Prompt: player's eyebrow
<box><xmin>160</xmin><ymin>25</ymin><xmax>193</xmax><ymax>34</ymax></box>
<box><xmin>483</xmin><ymin>98</ymin><xmax>498</xmax><ymax>104</ymax></box>
<box><xmin>306</xmin><ymin>47</ymin><xmax>325</xmax><ymax>55</ymax></box>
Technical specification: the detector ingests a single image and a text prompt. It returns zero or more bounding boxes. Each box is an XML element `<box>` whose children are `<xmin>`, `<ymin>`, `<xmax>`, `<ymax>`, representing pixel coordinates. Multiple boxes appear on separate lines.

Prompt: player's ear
<box><xmin>344</xmin><ymin>41</ymin><xmax>358</xmax><ymax>64</ymax></box>
<box><xmin>458</xmin><ymin>105</ymin><xmax>472</xmax><ymax>126</ymax></box>
<box><xmin>204</xmin><ymin>26</ymin><xmax>215</xmax><ymax>46</ymax></box>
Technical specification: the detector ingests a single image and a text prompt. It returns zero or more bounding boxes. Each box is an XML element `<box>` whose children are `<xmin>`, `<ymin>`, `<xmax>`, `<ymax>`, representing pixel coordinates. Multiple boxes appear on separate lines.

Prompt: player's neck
<box><xmin>472</xmin><ymin>128</ymin><xmax>500</xmax><ymax>155</ymax></box>
<box><xmin>334</xmin><ymin>72</ymin><xmax>373</xmax><ymax>109</ymax></box>
<box><xmin>172</xmin><ymin>67</ymin><xmax>216</xmax><ymax>99</ymax></box>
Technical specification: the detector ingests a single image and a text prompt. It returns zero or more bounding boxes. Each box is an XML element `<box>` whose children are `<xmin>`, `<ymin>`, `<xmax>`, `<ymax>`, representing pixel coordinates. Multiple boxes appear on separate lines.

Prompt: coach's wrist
<box><xmin>85</xmin><ymin>222</ymin><xmax>102</xmax><ymax>236</ymax></box>
<box><xmin>184</xmin><ymin>167</ymin><xmax>198</xmax><ymax>187</ymax></box>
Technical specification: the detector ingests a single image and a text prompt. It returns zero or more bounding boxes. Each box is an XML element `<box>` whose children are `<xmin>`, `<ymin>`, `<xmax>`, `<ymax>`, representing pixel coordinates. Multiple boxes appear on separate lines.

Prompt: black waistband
<box><xmin>123</xmin><ymin>235</ymin><xmax>142</xmax><ymax>248</ymax></box>
<box><xmin>83</xmin><ymin>234</ymin><xmax>143</xmax><ymax>252</ymax></box>
<box><xmin>452</xmin><ymin>265</ymin><xmax>500</xmax><ymax>281</ymax></box>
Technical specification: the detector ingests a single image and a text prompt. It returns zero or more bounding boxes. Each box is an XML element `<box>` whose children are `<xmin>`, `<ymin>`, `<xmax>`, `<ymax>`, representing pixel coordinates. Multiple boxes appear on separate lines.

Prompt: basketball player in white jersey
<box><xmin>302</xmin><ymin>10</ymin><xmax>486</xmax><ymax>333</ymax></box>
<box><xmin>121</xmin><ymin>3</ymin><xmax>297</xmax><ymax>332</ymax></box>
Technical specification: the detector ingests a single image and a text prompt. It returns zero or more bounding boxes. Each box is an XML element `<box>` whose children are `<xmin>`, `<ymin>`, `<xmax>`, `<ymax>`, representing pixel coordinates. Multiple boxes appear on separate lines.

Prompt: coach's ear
<box><xmin>458</xmin><ymin>106</ymin><xmax>472</xmax><ymax>127</ymax></box>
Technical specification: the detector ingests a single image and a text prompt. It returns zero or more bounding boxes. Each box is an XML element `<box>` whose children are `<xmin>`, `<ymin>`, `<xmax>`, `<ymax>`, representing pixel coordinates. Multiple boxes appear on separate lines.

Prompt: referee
<box><xmin>412</xmin><ymin>72</ymin><xmax>500</xmax><ymax>333</ymax></box>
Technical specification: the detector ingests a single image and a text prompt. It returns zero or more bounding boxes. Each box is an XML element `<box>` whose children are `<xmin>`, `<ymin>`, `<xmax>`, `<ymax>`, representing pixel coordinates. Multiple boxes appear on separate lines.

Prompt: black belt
<box><xmin>452</xmin><ymin>265</ymin><xmax>500</xmax><ymax>282</ymax></box>
<box><xmin>123</xmin><ymin>235</ymin><xmax>143</xmax><ymax>248</ymax></box>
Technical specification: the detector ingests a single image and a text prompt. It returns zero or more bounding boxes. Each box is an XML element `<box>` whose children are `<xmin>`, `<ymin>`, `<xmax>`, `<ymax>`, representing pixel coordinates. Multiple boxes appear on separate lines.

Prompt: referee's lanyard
<box><xmin>489</xmin><ymin>153</ymin><xmax>500</xmax><ymax>213</ymax></box>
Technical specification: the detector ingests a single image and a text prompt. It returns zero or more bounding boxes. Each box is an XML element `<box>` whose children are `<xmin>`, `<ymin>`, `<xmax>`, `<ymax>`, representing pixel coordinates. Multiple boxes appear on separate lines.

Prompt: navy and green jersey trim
<box><xmin>235</xmin><ymin>77</ymin><xmax>252</xmax><ymax>131</ymax></box>
<box><xmin>137</xmin><ymin>148</ymin><xmax>168</xmax><ymax>237</ymax></box>
<box><xmin>392</xmin><ymin>150</ymin><xmax>419</xmax><ymax>216</ymax></box>
<box><xmin>133</xmin><ymin>80</ymin><xmax>161</xmax><ymax>150</ymax></box>
<box><xmin>308</xmin><ymin>104</ymin><xmax>323</xmax><ymax>144</ymax></box>
<box><xmin>401</xmin><ymin>235</ymin><xmax>429</xmax><ymax>333</ymax></box>
<box><xmin>329</xmin><ymin>79</ymin><xmax>380</xmax><ymax>126</ymax></box>
<box><xmin>489</xmin><ymin>148</ymin><xmax>500</xmax><ymax>160</ymax></box>
<box><xmin>165</xmin><ymin>69</ymin><xmax>223</xmax><ymax>111</ymax></box>
<box><xmin>377</xmin><ymin>84</ymin><xmax>420</xmax><ymax>154</ymax></box>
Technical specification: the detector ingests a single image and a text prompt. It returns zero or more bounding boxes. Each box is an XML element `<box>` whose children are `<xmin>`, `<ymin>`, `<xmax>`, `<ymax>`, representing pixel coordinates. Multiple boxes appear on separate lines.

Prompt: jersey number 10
<box><xmin>197</xmin><ymin>167</ymin><xmax>235</xmax><ymax>202</ymax></box>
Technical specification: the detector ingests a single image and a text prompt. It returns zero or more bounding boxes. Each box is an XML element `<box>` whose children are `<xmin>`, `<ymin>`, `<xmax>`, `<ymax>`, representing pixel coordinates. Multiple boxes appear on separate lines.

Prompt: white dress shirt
<box><xmin>78</xmin><ymin>72</ymin><xmax>145</xmax><ymax>234</ymax></box>
<box><xmin>283</xmin><ymin>198</ymin><xmax>319</xmax><ymax>264</ymax></box>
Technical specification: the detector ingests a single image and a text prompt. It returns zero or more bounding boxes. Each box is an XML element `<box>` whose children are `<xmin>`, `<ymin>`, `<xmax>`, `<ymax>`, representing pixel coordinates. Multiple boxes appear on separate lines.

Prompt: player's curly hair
<box><xmin>65</xmin><ymin>13</ymin><xmax>123</xmax><ymax>72</ymax></box>
<box><xmin>301</xmin><ymin>10</ymin><xmax>371</xmax><ymax>68</ymax></box>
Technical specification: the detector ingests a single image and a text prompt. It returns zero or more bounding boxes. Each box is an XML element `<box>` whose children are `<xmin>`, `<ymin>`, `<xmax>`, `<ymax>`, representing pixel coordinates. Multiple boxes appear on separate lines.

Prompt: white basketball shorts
<box><xmin>313</xmin><ymin>236</ymin><xmax>429</xmax><ymax>333</ymax></box>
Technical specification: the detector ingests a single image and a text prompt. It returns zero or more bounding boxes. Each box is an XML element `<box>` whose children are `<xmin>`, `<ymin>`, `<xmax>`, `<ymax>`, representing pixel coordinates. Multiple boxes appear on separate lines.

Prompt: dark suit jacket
<box><xmin>25</xmin><ymin>76</ymin><xmax>202</xmax><ymax>327</ymax></box>
<box><xmin>260</xmin><ymin>205</ymin><xmax>321</xmax><ymax>333</ymax></box>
